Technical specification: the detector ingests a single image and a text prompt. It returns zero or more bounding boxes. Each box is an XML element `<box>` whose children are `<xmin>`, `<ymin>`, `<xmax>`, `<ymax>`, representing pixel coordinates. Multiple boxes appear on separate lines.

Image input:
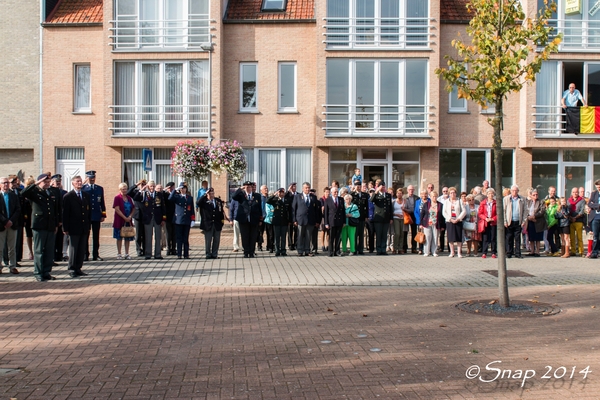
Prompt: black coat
<box><xmin>21</xmin><ymin>184</ymin><xmax>61</xmax><ymax>231</ymax></box>
<box><xmin>133</xmin><ymin>190</ymin><xmax>166</xmax><ymax>225</ymax></box>
<box><xmin>198</xmin><ymin>195</ymin><xmax>226</xmax><ymax>231</ymax></box>
<box><xmin>0</xmin><ymin>191</ymin><xmax>21</xmax><ymax>231</ymax></box>
<box><xmin>351</xmin><ymin>191</ymin><xmax>369</xmax><ymax>219</ymax></box>
<box><xmin>128</xmin><ymin>186</ymin><xmax>144</xmax><ymax>221</ymax></box>
<box><xmin>370</xmin><ymin>191</ymin><xmax>393</xmax><ymax>223</ymax></box>
<box><xmin>292</xmin><ymin>193</ymin><xmax>321</xmax><ymax>226</ymax></box>
<box><xmin>232</xmin><ymin>189</ymin><xmax>263</xmax><ymax>225</ymax></box>
<box><xmin>323</xmin><ymin>196</ymin><xmax>346</xmax><ymax>227</ymax></box>
<box><xmin>62</xmin><ymin>190</ymin><xmax>92</xmax><ymax>235</ymax></box>
<box><xmin>267</xmin><ymin>195</ymin><xmax>290</xmax><ymax>226</ymax></box>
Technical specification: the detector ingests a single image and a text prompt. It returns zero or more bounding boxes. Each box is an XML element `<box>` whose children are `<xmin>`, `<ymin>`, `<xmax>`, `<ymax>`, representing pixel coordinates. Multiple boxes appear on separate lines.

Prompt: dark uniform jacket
<box><xmin>12</xmin><ymin>186</ymin><xmax>25</xmax><ymax>228</ymax></box>
<box><xmin>0</xmin><ymin>190</ymin><xmax>21</xmax><ymax>231</ymax></box>
<box><xmin>82</xmin><ymin>184</ymin><xmax>106</xmax><ymax>221</ymax></box>
<box><xmin>292</xmin><ymin>192</ymin><xmax>321</xmax><ymax>226</ymax></box>
<box><xmin>62</xmin><ymin>190</ymin><xmax>92</xmax><ymax>235</ymax></box>
<box><xmin>351</xmin><ymin>191</ymin><xmax>370</xmax><ymax>219</ymax></box>
<box><xmin>284</xmin><ymin>191</ymin><xmax>296</xmax><ymax>223</ymax></box>
<box><xmin>21</xmin><ymin>184</ymin><xmax>61</xmax><ymax>231</ymax></box>
<box><xmin>370</xmin><ymin>191</ymin><xmax>393</xmax><ymax>223</ymax></box>
<box><xmin>197</xmin><ymin>195</ymin><xmax>225</xmax><ymax>231</ymax></box>
<box><xmin>168</xmin><ymin>191</ymin><xmax>195</xmax><ymax>225</ymax></box>
<box><xmin>133</xmin><ymin>190</ymin><xmax>166</xmax><ymax>225</ymax></box>
<box><xmin>267</xmin><ymin>195</ymin><xmax>290</xmax><ymax>226</ymax></box>
<box><xmin>232</xmin><ymin>189</ymin><xmax>263</xmax><ymax>225</ymax></box>
<box><xmin>127</xmin><ymin>186</ymin><xmax>143</xmax><ymax>221</ymax></box>
<box><xmin>323</xmin><ymin>196</ymin><xmax>346</xmax><ymax>227</ymax></box>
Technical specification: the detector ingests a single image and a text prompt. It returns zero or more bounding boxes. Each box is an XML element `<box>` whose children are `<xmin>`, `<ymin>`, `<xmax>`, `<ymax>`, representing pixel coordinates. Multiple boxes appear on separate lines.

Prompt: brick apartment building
<box><xmin>38</xmin><ymin>0</ymin><xmax>600</xmax><ymax>218</ymax></box>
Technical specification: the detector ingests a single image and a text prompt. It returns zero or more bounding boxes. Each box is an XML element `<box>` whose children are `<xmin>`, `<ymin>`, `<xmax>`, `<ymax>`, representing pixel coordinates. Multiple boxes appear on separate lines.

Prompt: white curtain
<box><xmin>165</xmin><ymin>63</ymin><xmax>183</xmax><ymax>129</ymax></box>
<box><xmin>189</xmin><ymin>61</ymin><xmax>209</xmax><ymax>133</ymax></box>
<box><xmin>536</xmin><ymin>61</ymin><xmax>558</xmax><ymax>131</ymax></box>
<box><xmin>141</xmin><ymin>63</ymin><xmax>159</xmax><ymax>129</ymax></box>
<box><xmin>115</xmin><ymin>62</ymin><xmax>135</xmax><ymax>132</ymax></box>
<box><xmin>56</xmin><ymin>148</ymin><xmax>85</xmax><ymax>160</ymax></box>
<box><xmin>286</xmin><ymin>149</ymin><xmax>311</xmax><ymax>188</ymax></box>
<box><xmin>407</xmin><ymin>0</ymin><xmax>428</xmax><ymax>46</ymax></box>
<box><xmin>75</xmin><ymin>65</ymin><xmax>90</xmax><ymax>111</ymax></box>
<box><xmin>259</xmin><ymin>150</ymin><xmax>281</xmax><ymax>193</ymax></box>
<box><xmin>166</xmin><ymin>0</ymin><xmax>184</xmax><ymax>45</ymax></box>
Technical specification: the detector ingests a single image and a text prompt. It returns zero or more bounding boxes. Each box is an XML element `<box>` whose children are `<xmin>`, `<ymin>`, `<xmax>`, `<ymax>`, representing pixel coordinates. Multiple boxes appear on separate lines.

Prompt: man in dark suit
<box><xmin>371</xmin><ymin>181</ymin><xmax>393</xmax><ymax>255</ymax></box>
<box><xmin>403</xmin><ymin>184</ymin><xmax>420</xmax><ymax>254</ymax></box>
<box><xmin>133</xmin><ymin>180</ymin><xmax>166</xmax><ymax>260</ymax></box>
<box><xmin>292</xmin><ymin>182</ymin><xmax>321</xmax><ymax>257</ymax></box>
<box><xmin>232</xmin><ymin>181</ymin><xmax>263</xmax><ymax>258</ymax></box>
<box><xmin>284</xmin><ymin>182</ymin><xmax>298</xmax><ymax>251</ymax></box>
<box><xmin>198</xmin><ymin>187</ymin><xmax>228</xmax><ymax>259</ymax></box>
<box><xmin>267</xmin><ymin>188</ymin><xmax>290</xmax><ymax>256</ymax></box>
<box><xmin>0</xmin><ymin>176</ymin><xmax>21</xmax><ymax>274</ymax></box>
<box><xmin>128</xmin><ymin>179</ymin><xmax>146</xmax><ymax>256</ymax></box>
<box><xmin>352</xmin><ymin>180</ymin><xmax>369</xmax><ymax>255</ymax></box>
<box><xmin>164</xmin><ymin>182</ymin><xmax>177</xmax><ymax>256</ymax></box>
<box><xmin>323</xmin><ymin>186</ymin><xmax>346</xmax><ymax>257</ymax></box>
<box><xmin>21</xmin><ymin>173</ymin><xmax>61</xmax><ymax>281</ymax></box>
<box><xmin>50</xmin><ymin>174</ymin><xmax>68</xmax><ymax>262</ymax></box>
<box><xmin>82</xmin><ymin>170</ymin><xmax>106</xmax><ymax>261</ymax></box>
<box><xmin>62</xmin><ymin>175</ymin><xmax>92</xmax><ymax>278</ymax></box>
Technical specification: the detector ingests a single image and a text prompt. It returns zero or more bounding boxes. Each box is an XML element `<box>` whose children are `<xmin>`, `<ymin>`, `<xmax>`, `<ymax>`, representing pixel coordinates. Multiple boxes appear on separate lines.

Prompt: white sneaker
<box><xmin>116</xmin><ymin>254</ymin><xmax>123</xmax><ymax>260</ymax></box>
<box><xmin>433</xmin><ymin>253</ymin><xmax>438</xmax><ymax>257</ymax></box>
<box><xmin>423</xmin><ymin>254</ymin><xmax>429</xmax><ymax>257</ymax></box>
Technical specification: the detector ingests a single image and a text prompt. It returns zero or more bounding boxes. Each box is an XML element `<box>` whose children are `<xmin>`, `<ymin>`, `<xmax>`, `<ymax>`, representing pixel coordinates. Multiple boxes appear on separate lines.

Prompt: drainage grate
<box><xmin>482</xmin><ymin>269</ymin><xmax>535</xmax><ymax>277</ymax></box>
<box><xmin>455</xmin><ymin>300</ymin><xmax>561</xmax><ymax>317</ymax></box>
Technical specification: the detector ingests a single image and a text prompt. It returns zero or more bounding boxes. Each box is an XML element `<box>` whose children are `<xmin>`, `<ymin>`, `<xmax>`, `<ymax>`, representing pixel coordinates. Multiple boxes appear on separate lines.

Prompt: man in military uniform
<box><xmin>370</xmin><ymin>181</ymin><xmax>393</xmax><ymax>255</ymax></box>
<box><xmin>62</xmin><ymin>175</ymin><xmax>91</xmax><ymax>278</ymax></box>
<box><xmin>267</xmin><ymin>188</ymin><xmax>289</xmax><ymax>256</ymax></box>
<box><xmin>133</xmin><ymin>180</ymin><xmax>166</xmax><ymax>260</ymax></box>
<box><xmin>22</xmin><ymin>173</ymin><xmax>61</xmax><ymax>281</ymax></box>
<box><xmin>82</xmin><ymin>170</ymin><xmax>106</xmax><ymax>261</ymax></box>
<box><xmin>198</xmin><ymin>187</ymin><xmax>228</xmax><ymax>259</ymax></box>
<box><xmin>232</xmin><ymin>181</ymin><xmax>263</xmax><ymax>258</ymax></box>
<box><xmin>164</xmin><ymin>182</ymin><xmax>177</xmax><ymax>256</ymax></box>
<box><xmin>51</xmin><ymin>174</ymin><xmax>68</xmax><ymax>262</ymax></box>
<box><xmin>351</xmin><ymin>180</ymin><xmax>369</xmax><ymax>255</ymax></box>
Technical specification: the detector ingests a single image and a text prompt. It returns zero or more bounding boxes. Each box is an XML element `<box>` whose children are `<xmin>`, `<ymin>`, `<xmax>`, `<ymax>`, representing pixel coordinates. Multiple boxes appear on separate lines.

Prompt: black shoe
<box><xmin>515</xmin><ymin>254</ymin><xmax>524</xmax><ymax>259</ymax></box>
<box><xmin>52</xmin><ymin>262</ymin><xmax>58</xmax><ymax>267</ymax></box>
<box><xmin>249</xmin><ymin>254</ymin><xmax>255</xmax><ymax>258</ymax></box>
<box><xmin>145</xmin><ymin>256</ymin><xmax>151</xmax><ymax>260</ymax></box>
<box><xmin>275</xmin><ymin>253</ymin><xmax>280</xmax><ymax>257</ymax></box>
<box><xmin>69</xmin><ymin>272</ymin><xmax>79</xmax><ymax>278</ymax></box>
<box><xmin>62</xmin><ymin>256</ymin><xmax>69</xmax><ymax>262</ymax></box>
<box><xmin>154</xmin><ymin>257</ymin><xmax>163</xmax><ymax>260</ymax></box>
<box><xmin>298</xmin><ymin>254</ymin><xmax>304</xmax><ymax>257</ymax></box>
<box><xmin>35</xmin><ymin>276</ymin><xmax>47</xmax><ymax>282</ymax></box>
<box><xmin>591</xmin><ymin>253</ymin><xmax>598</xmax><ymax>259</ymax></box>
<box><xmin>44</xmin><ymin>275</ymin><xmax>56</xmax><ymax>280</ymax></box>
<box><xmin>358</xmin><ymin>252</ymin><xmax>364</xmax><ymax>255</ymax></box>
<box><xmin>244</xmin><ymin>254</ymin><xmax>249</xmax><ymax>258</ymax></box>
<box><xmin>76</xmin><ymin>270</ymin><xmax>88</xmax><ymax>276</ymax></box>
<box><xmin>84</xmin><ymin>257</ymin><xmax>89</xmax><ymax>262</ymax></box>
<box><xmin>93</xmin><ymin>256</ymin><xmax>104</xmax><ymax>261</ymax></box>
<box><xmin>205</xmin><ymin>255</ymin><xmax>213</xmax><ymax>259</ymax></box>
<box><xmin>177</xmin><ymin>256</ymin><xmax>182</xmax><ymax>259</ymax></box>
<box><xmin>138</xmin><ymin>253</ymin><xmax>145</xmax><ymax>257</ymax></box>
<box><xmin>258</xmin><ymin>246</ymin><xmax>263</xmax><ymax>251</ymax></box>
<box><xmin>269</xmin><ymin>250</ymin><xmax>274</xmax><ymax>253</ymax></box>
<box><xmin>328</xmin><ymin>254</ymin><xmax>334</xmax><ymax>257</ymax></box>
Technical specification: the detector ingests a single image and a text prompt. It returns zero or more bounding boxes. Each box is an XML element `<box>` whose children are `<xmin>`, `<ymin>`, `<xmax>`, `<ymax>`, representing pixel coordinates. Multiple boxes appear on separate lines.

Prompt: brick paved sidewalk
<box><xmin>1</xmin><ymin>283</ymin><xmax>599</xmax><ymax>399</ymax></box>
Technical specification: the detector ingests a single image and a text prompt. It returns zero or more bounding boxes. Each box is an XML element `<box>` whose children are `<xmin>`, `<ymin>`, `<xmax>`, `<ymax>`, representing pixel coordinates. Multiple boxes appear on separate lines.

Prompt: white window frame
<box><xmin>278</xmin><ymin>62</ymin><xmax>297</xmax><ymax>112</ymax></box>
<box><xmin>240</xmin><ymin>62</ymin><xmax>258</xmax><ymax>112</ymax></box>
<box><xmin>73</xmin><ymin>64</ymin><xmax>91</xmax><ymax>113</ymax></box>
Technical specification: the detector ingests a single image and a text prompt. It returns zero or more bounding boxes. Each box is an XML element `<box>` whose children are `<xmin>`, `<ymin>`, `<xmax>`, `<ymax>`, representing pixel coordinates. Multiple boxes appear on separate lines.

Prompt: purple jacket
<box><xmin>112</xmin><ymin>194</ymin><xmax>134</xmax><ymax>229</ymax></box>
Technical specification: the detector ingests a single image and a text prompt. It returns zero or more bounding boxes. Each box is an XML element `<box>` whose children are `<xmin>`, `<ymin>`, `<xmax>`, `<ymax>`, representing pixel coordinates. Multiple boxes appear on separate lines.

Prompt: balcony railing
<box><xmin>322</xmin><ymin>104</ymin><xmax>434</xmax><ymax>137</ymax></box>
<box><xmin>322</xmin><ymin>17</ymin><xmax>434</xmax><ymax>49</ymax></box>
<box><xmin>532</xmin><ymin>105</ymin><xmax>565</xmax><ymax>137</ymax></box>
<box><xmin>109</xmin><ymin>18</ymin><xmax>210</xmax><ymax>51</ymax></box>
<box><xmin>109</xmin><ymin>105</ymin><xmax>210</xmax><ymax>136</ymax></box>
<box><xmin>547</xmin><ymin>19</ymin><xmax>600</xmax><ymax>51</ymax></box>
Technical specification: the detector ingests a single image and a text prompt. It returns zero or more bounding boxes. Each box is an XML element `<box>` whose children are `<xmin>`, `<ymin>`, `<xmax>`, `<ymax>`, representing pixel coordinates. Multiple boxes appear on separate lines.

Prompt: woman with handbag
<box><xmin>443</xmin><ymin>187</ymin><xmax>467</xmax><ymax>257</ymax></box>
<box><xmin>392</xmin><ymin>188</ymin><xmax>405</xmax><ymax>254</ymax></box>
<box><xmin>113</xmin><ymin>182</ymin><xmax>135</xmax><ymax>260</ymax></box>
<box><xmin>341</xmin><ymin>194</ymin><xmax>360</xmax><ymax>255</ymax></box>
<box><xmin>420</xmin><ymin>191</ymin><xmax>442</xmax><ymax>257</ymax></box>
<box><xmin>478</xmin><ymin>188</ymin><xmax>498</xmax><ymax>258</ymax></box>
<box><xmin>526</xmin><ymin>189</ymin><xmax>547</xmax><ymax>257</ymax></box>
<box><xmin>463</xmin><ymin>195</ymin><xmax>482</xmax><ymax>256</ymax></box>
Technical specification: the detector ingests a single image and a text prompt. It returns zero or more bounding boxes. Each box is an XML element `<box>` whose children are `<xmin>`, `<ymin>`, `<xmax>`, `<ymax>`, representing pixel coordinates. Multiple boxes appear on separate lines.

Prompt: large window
<box><xmin>74</xmin><ymin>64</ymin><xmax>91</xmax><ymax>113</ymax></box>
<box><xmin>278</xmin><ymin>62</ymin><xmax>297</xmax><ymax>112</ymax></box>
<box><xmin>111</xmin><ymin>60</ymin><xmax>209</xmax><ymax>136</ymax></box>
<box><xmin>111</xmin><ymin>0</ymin><xmax>210</xmax><ymax>50</ymax></box>
<box><xmin>439</xmin><ymin>149</ymin><xmax>514</xmax><ymax>193</ymax></box>
<box><xmin>324</xmin><ymin>0</ymin><xmax>431</xmax><ymax>49</ymax></box>
<box><xmin>240</xmin><ymin>63</ymin><xmax>258</xmax><ymax>112</ymax></box>
<box><xmin>449</xmin><ymin>86</ymin><xmax>467</xmax><ymax>113</ymax></box>
<box><xmin>324</xmin><ymin>59</ymin><xmax>429</xmax><ymax>136</ymax></box>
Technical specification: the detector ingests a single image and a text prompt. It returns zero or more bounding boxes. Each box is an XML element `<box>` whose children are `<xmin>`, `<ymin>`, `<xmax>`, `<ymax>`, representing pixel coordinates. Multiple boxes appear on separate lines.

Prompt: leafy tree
<box><xmin>436</xmin><ymin>0</ymin><xmax>561</xmax><ymax>307</ymax></box>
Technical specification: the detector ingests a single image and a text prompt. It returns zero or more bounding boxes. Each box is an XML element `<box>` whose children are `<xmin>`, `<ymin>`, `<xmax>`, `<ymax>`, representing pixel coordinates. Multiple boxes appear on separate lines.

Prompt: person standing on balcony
<box><xmin>562</xmin><ymin>83</ymin><xmax>587</xmax><ymax>109</ymax></box>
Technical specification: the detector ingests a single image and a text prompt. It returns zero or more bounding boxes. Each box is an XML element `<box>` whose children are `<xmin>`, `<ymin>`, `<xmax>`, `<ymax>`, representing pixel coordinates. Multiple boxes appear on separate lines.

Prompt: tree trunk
<box><xmin>493</xmin><ymin>99</ymin><xmax>510</xmax><ymax>307</ymax></box>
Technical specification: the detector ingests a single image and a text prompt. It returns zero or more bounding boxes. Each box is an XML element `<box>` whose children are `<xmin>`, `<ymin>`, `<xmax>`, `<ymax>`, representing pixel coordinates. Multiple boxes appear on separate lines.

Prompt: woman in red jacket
<box><xmin>478</xmin><ymin>188</ymin><xmax>498</xmax><ymax>258</ymax></box>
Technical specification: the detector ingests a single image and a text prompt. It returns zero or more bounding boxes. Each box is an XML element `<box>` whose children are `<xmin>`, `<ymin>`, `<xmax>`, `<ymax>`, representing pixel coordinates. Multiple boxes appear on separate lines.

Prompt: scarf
<box><xmin>568</xmin><ymin>196</ymin><xmax>582</xmax><ymax>214</ymax></box>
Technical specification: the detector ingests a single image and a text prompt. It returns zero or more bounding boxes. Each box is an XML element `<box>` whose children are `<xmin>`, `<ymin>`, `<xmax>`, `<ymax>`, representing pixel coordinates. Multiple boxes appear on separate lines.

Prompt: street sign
<box><xmin>142</xmin><ymin>149</ymin><xmax>153</xmax><ymax>172</ymax></box>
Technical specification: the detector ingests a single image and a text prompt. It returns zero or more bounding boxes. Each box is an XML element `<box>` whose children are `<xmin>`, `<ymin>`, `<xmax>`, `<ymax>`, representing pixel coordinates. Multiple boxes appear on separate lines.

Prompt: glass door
<box><xmin>562</xmin><ymin>165</ymin><xmax>587</xmax><ymax>197</ymax></box>
<box><xmin>363</xmin><ymin>164</ymin><xmax>387</xmax><ymax>187</ymax></box>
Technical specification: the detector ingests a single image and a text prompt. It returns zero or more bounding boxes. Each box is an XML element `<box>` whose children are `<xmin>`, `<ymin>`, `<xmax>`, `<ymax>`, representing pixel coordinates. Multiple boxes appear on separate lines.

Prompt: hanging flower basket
<box><xmin>171</xmin><ymin>140</ymin><xmax>247</xmax><ymax>181</ymax></box>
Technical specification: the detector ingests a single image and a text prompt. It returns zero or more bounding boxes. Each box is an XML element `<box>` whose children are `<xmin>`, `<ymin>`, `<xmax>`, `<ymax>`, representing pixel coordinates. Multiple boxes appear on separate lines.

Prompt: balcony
<box><xmin>322</xmin><ymin>17</ymin><xmax>434</xmax><ymax>50</ymax></box>
<box><xmin>109</xmin><ymin>18</ymin><xmax>211</xmax><ymax>51</ymax></box>
<box><xmin>548</xmin><ymin>19</ymin><xmax>600</xmax><ymax>51</ymax></box>
<box><xmin>532</xmin><ymin>105</ymin><xmax>565</xmax><ymax>137</ymax></box>
<box><xmin>109</xmin><ymin>105</ymin><xmax>210</xmax><ymax>136</ymax></box>
<box><xmin>322</xmin><ymin>104</ymin><xmax>434</xmax><ymax>137</ymax></box>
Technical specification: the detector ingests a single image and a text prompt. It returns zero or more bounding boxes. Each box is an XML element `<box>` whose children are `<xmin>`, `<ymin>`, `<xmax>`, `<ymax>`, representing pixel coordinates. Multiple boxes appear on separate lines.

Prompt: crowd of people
<box><xmin>2</xmin><ymin>166</ymin><xmax>599</xmax><ymax>282</ymax></box>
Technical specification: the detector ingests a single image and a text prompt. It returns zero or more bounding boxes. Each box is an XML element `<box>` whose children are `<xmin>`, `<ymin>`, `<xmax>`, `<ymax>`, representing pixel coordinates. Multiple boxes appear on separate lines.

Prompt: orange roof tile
<box><xmin>45</xmin><ymin>0</ymin><xmax>103</xmax><ymax>25</ymax></box>
<box><xmin>441</xmin><ymin>0</ymin><xmax>472</xmax><ymax>23</ymax></box>
<box><xmin>225</xmin><ymin>0</ymin><xmax>315</xmax><ymax>22</ymax></box>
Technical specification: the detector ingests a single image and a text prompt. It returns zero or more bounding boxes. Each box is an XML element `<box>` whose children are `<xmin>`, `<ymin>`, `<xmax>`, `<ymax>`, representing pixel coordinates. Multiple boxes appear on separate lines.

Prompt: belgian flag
<box><xmin>565</xmin><ymin>106</ymin><xmax>600</xmax><ymax>134</ymax></box>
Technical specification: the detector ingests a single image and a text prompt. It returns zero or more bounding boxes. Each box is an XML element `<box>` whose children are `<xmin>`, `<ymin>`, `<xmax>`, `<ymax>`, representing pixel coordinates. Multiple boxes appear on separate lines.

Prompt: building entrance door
<box><xmin>56</xmin><ymin>160</ymin><xmax>85</xmax><ymax>192</ymax></box>
<box><xmin>363</xmin><ymin>165</ymin><xmax>386</xmax><ymax>186</ymax></box>
<box><xmin>562</xmin><ymin>165</ymin><xmax>588</xmax><ymax>197</ymax></box>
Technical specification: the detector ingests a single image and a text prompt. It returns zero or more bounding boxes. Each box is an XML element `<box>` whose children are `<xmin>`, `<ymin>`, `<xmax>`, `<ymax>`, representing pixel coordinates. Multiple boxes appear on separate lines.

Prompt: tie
<box><xmin>3</xmin><ymin>193</ymin><xmax>8</xmax><ymax>215</ymax></box>
<box><xmin>334</xmin><ymin>197</ymin><xmax>337</xmax><ymax>207</ymax></box>
<box><xmin>248</xmin><ymin>194</ymin><xmax>252</xmax><ymax>201</ymax></box>
<box><xmin>305</xmin><ymin>195</ymin><xmax>309</xmax><ymax>206</ymax></box>
<box><xmin>46</xmin><ymin>189</ymin><xmax>50</xmax><ymax>196</ymax></box>
<box><xmin>91</xmin><ymin>184</ymin><xmax>95</xmax><ymax>191</ymax></box>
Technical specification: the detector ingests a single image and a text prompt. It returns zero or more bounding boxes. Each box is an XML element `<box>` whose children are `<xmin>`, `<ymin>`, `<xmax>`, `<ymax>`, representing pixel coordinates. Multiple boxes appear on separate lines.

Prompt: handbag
<box><xmin>120</xmin><ymin>223</ymin><xmax>135</xmax><ymax>238</ymax></box>
<box><xmin>462</xmin><ymin>221</ymin><xmax>476</xmax><ymax>231</ymax></box>
<box><xmin>403</xmin><ymin>213</ymin><xmax>413</xmax><ymax>225</ymax></box>
<box><xmin>415</xmin><ymin>229</ymin><xmax>426</xmax><ymax>244</ymax></box>
<box><xmin>349</xmin><ymin>217</ymin><xmax>359</xmax><ymax>227</ymax></box>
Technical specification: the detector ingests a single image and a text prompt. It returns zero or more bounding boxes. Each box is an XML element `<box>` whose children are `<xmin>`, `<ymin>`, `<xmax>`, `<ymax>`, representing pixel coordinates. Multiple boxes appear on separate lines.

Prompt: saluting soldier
<box><xmin>168</xmin><ymin>182</ymin><xmax>195</xmax><ymax>259</ymax></box>
<box><xmin>267</xmin><ymin>188</ymin><xmax>290</xmax><ymax>256</ymax></box>
<box><xmin>370</xmin><ymin>181</ymin><xmax>393</xmax><ymax>255</ymax></box>
<box><xmin>82</xmin><ymin>170</ymin><xmax>106</xmax><ymax>261</ymax></box>
<box><xmin>351</xmin><ymin>180</ymin><xmax>369</xmax><ymax>255</ymax></box>
<box><xmin>198</xmin><ymin>187</ymin><xmax>228</xmax><ymax>259</ymax></box>
<box><xmin>21</xmin><ymin>173</ymin><xmax>61</xmax><ymax>281</ymax></box>
<box><xmin>62</xmin><ymin>175</ymin><xmax>92</xmax><ymax>278</ymax></box>
<box><xmin>50</xmin><ymin>174</ymin><xmax>68</xmax><ymax>262</ymax></box>
<box><xmin>232</xmin><ymin>181</ymin><xmax>263</xmax><ymax>258</ymax></box>
<box><xmin>133</xmin><ymin>180</ymin><xmax>166</xmax><ymax>260</ymax></box>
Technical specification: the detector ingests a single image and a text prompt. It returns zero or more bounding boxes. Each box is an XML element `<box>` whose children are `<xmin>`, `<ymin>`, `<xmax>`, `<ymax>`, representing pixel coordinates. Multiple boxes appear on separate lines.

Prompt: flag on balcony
<box><xmin>565</xmin><ymin>106</ymin><xmax>600</xmax><ymax>134</ymax></box>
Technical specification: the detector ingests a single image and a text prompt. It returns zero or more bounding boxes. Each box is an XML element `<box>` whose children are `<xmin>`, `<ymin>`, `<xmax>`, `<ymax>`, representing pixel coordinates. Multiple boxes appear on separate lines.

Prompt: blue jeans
<box><xmin>592</xmin><ymin>219</ymin><xmax>600</xmax><ymax>256</ymax></box>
